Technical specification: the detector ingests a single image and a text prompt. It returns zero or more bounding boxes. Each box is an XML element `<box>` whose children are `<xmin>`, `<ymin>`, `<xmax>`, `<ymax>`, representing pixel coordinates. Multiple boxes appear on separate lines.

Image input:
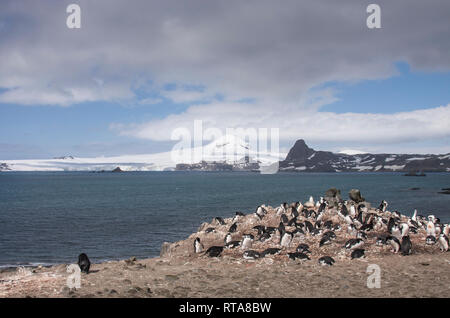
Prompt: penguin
<box><xmin>318</xmin><ymin>256</ymin><xmax>335</xmax><ymax>266</ymax></box>
<box><xmin>426</xmin><ymin>220</ymin><xmax>436</xmax><ymax>237</ymax></box>
<box><xmin>77</xmin><ymin>253</ymin><xmax>91</xmax><ymax>274</ymax></box>
<box><xmin>386</xmin><ymin>236</ymin><xmax>401</xmax><ymax>253</ymax></box>
<box><xmin>438</xmin><ymin>234</ymin><xmax>449</xmax><ymax>252</ymax></box>
<box><xmin>296</xmin><ymin>243</ymin><xmax>311</xmax><ymax>254</ymax></box>
<box><xmin>378</xmin><ymin>200</ymin><xmax>388</xmax><ymax>212</ymax></box>
<box><xmin>443</xmin><ymin>224</ymin><xmax>449</xmax><ymax>236</ymax></box>
<box><xmin>387</xmin><ymin>217</ymin><xmax>396</xmax><ymax>234</ymax></box>
<box><xmin>205</xmin><ymin>227</ymin><xmax>215</xmax><ymax>233</ymax></box>
<box><xmin>287</xmin><ymin>216</ymin><xmax>298</xmax><ymax>227</ymax></box>
<box><xmin>204</xmin><ymin>246</ymin><xmax>223</xmax><ymax>257</ymax></box>
<box><xmin>347</xmin><ymin>224</ymin><xmax>357</xmax><ymax>236</ymax></box>
<box><xmin>243</xmin><ymin>250</ymin><xmax>261</xmax><ymax>260</ymax></box>
<box><xmin>278</xmin><ymin>221</ymin><xmax>285</xmax><ymax>237</ymax></box>
<box><xmin>194</xmin><ymin>237</ymin><xmax>204</xmax><ymax>254</ymax></box>
<box><xmin>232</xmin><ymin>211</ymin><xmax>244</xmax><ymax>223</ymax></box>
<box><xmin>224</xmin><ymin>233</ymin><xmax>232</xmax><ymax>244</ymax></box>
<box><xmin>276</xmin><ymin>203</ymin><xmax>288</xmax><ymax>216</ymax></box>
<box><xmin>349</xmin><ymin>204</ymin><xmax>356</xmax><ymax>218</ymax></box>
<box><xmin>214</xmin><ymin>217</ymin><xmax>226</xmax><ymax>225</ymax></box>
<box><xmin>259</xmin><ymin>232</ymin><xmax>271</xmax><ymax>242</ymax></box>
<box><xmin>253</xmin><ymin>225</ymin><xmax>265</xmax><ymax>235</ymax></box>
<box><xmin>241</xmin><ymin>234</ymin><xmax>254</xmax><ymax>250</ymax></box>
<box><xmin>279</xmin><ymin>229</ymin><xmax>293</xmax><ymax>248</ymax></box>
<box><xmin>291</xmin><ymin>204</ymin><xmax>299</xmax><ymax>218</ymax></box>
<box><xmin>400</xmin><ymin>236</ymin><xmax>412</xmax><ymax>256</ymax></box>
<box><xmin>322</xmin><ymin>231</ymin><xmax>337</xmax><ymax>240</ymax></box>
<box><xmin>344</xmin><ymin>238</ymin><xmax>364</xmax><ymax>250</ymax></box>
<box><xmin>229</xmin><ymin>222</ymin><xmax>238</xmax><ymax>233</ymax></box>
<box><xmin>323</xmin><ymin>220</ymin><xmax>333</xmax><ymax>230</ymax></box>
<box><xmin>304</xmin><ymin>220</ymin><xmax>314</xmax><ymax>233</ymax></box>
<box><xmin>319</xmin><ymin>235</ymin><xmax>333</xmax><ymax>247</ymax></box>
<box><xmin>351</xmin><ymin>249</ymin><xmax>365</xmax><ymax>259</ymax></box>
<box><xmin>261</xmin><ymin>248</ymin><xmax>281</xmax><ymax>257</ymax></box>
<box><xmin>411</xmin><ymin>209</ymin><xmax>418</xmax><ymax>222</ymax></box>
<box><xmin>376</xmin><ymin>236</ymin><xmax>387</xmax><ymax>246</ymax></box>
<box><xmin>225</xmin><ymin>240</ymin><xmax>241</xmax><ymax>249</ymax></box>
<box><xmin>400</xmin><ymin>223</ymin><xmax>410</xmax><ymax>237</ymax></box>
<box><xmin>356</xmin><ymin>231</ymin><xmax>368</xmax><ymax>240</ymax></box>
<box><xmin>281</xmin><ymin>214</ymin><xmax>289</xmax><ymax>224</ymax></box>
<box><xmin>426</xmin><ymin>235</ymin><xmax>437</xmax><ymax>245</ymax></box>
<box><xmin>255</xmin><ymin>206</ymin><xmax>265</xmax><ymax>220</ymax></box>
<box><xmin>288</xmin><ymin>252</ymin><xmax>310</xmax><ymax>261</ymax></box>
<box><xmin>391</xmin><ymin>224</ymin><xmax>402</xmax><ymax>240</ymax></box>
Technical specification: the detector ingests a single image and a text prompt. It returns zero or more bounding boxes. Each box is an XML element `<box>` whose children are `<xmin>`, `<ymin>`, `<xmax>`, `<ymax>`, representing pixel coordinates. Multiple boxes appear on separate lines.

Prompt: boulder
<box><xmin>324</xmin><ymin>188</ymin><xmax>342</xmax><ymax>206</ymax></box>
<box><xmin>348</xmin><ymin>189</ymin><xmax>365</xmax><ymax>203</ymax></box>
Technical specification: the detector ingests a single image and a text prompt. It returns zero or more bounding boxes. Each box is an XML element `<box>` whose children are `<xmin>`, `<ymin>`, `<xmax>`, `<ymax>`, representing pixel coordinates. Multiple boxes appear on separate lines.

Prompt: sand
<box><xmin>1</xmin><ymin>202</ymin><xmax>449</xmax><ymax>298</ymax></box>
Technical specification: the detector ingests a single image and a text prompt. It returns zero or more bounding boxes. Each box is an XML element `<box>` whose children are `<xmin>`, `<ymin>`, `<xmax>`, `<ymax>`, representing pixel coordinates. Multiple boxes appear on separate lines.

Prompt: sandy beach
<box><xmin>1</xmin><ymin>198</ymin><xmax>449</xmax><ymax>298</ymax></box>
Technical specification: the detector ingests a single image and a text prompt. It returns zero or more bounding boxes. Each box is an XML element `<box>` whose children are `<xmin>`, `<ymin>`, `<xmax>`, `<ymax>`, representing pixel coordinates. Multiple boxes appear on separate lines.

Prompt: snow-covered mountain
<box><xmin>0</xmin><ymin>135</ymin><xmax>285</xmax><ymax>172</ymax></box>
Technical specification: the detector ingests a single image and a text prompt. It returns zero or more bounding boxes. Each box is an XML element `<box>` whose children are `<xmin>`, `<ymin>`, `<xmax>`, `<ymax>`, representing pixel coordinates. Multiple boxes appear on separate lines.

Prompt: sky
<box><xmin>1</xmin><ymin>0</ymin><xmax>450</xmax><ymax>159</ymax></box>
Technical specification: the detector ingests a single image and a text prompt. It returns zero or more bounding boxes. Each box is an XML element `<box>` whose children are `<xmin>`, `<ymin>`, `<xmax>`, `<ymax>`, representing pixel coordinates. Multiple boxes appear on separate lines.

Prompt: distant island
<box><xmin>1</xmin><ymin>138</ymin><xmax>449</xmax><ymax>172</ymax></box>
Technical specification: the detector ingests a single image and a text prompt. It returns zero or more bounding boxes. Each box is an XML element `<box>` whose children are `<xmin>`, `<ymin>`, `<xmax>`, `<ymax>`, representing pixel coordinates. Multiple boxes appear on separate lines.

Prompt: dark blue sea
<box><xmin>0</xmin><ymin>171</ymin><xmax>449</xmax><ymax>268</ymax></box>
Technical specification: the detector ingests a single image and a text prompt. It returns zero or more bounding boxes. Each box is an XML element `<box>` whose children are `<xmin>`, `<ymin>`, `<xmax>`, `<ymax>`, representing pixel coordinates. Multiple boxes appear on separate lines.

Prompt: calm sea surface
<box><xmin>0</xmin><ymin>171</ymin><xmax>449</xmax><ymax>267</ymax></box>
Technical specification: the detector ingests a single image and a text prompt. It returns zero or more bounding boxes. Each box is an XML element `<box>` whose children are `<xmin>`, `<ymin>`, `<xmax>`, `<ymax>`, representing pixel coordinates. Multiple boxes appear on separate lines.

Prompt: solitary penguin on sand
<box><xmin>194</xmin><ymin>238</ymin><xmax>204</xmax><ymax>253</ymax></box>
<box><xmin>78</xmin><ymin>253</ymin><xmax>91</xmax><ymax>274</ymax></box>
<box><xmin>288</xmin><ymin>252</ymin><xmax>310</xmax><ymax>261</ymax></box>
<box><xmin>243</xmin><ymin>250</ymin><xmax>261</xmax><ymax>260</ymax></box>
<box><xmin>241</xmin><ymin>234</ymin><xmax>254</xmax><ymax>250</ymax></box>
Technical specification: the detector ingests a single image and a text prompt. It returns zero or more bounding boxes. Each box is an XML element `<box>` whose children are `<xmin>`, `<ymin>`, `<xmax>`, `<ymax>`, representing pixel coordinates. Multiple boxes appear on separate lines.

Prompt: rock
<box><xmin>324</xmin><ymin>188</ymin><xmax>342</xmax><ymax>206</ymax></box>
<box><xmin>348</xmin><ymin>189</ymin><xmax>365</xmax><ymax>203</ymax></box>
<box><xmin>111</xmin><ymin>167</ymin><xmax>124</xmax><ymax>173</ymax></box>
<box><xmin>160</xmin><ymin>242</ymin><xmax>172</xmax><ymax>258</ymax></box>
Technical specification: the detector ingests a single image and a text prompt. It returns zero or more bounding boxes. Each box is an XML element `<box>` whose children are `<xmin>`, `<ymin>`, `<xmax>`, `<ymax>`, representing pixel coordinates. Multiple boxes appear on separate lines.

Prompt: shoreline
<box><xmin>1</xmin><ymin>193</ymin><xmax>449</xmax><ymax>298</ymax></box>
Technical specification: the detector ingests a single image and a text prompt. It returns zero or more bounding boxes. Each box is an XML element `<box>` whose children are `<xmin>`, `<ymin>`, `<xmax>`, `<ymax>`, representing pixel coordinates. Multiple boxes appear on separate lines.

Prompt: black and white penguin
<box><xmin>287</xmin><ymin>252</ymin><xmax>310</xmax><ymax>261</ymax></box>
<box><xmin>279</xmin><ymin>229</ymin><xmax>293</xmax><ymax>248</ymax></box>
<box><xmin>205</xmin><ymin>227</ymin><xmax>216</xmax><ymax>234</ymax></box>
<box><xmin>205</xmin><ymin>246</ymin><xmax>223</xmax><ymax>257</ymax></box>
<box><xmin>229</xmin><ymin>222</ymin><xmax>237</xmax><ymax>233</ymax></box>
<box><xmin>225</xmin><ymin>240</ymin><xmax>241</xmax><ymax>249</ymax></box>
<box><xmin>281</xmin><ymin>214</ymin><xmax>289</xmax><ymax>225</ymax></box>
<box><xmin>261</xmin><ymin>248</ymin><xmax>281</xmax><ymax>257</ymax></box>
<box><xmin>400</xmin><ymin>223</ymin><xmax>410</xmax><ymax>237</ymax></box>
<box><xmin>194</xmin><ymin>238</ymin><xmax>204</xmax><ymax>254</ymax></box>
<box><xmin>322</xmin><ymin>231</ymin><xmax>337</xmax><ymax>240</ymax></box>
<box><xmin>319</xmin><ymin>235</ymin><xmax>333</xmax><ymax>247</ymax></box>
<box><xmin>259</xmin><ymin>231</ymin><xmax>272</xmax><ymax>243</ymax></box>
<box><xmin>386</xmin><ymin>236</ymin><xmax>401</xmax><ymax>253</ymax></box>
<box><xmin>232</xmin><ymin>211</ymin><xmax>245</xmax><ymax>223</ymax></box>
<box><xmin>400</xmin><ymin>236</ymin><xmax>412</xmax><ymax>256</ymax></box>
<box><xmin>356</xmin><ymin>231</ymin><xmax>368</xmax><ymax>240</ymax></box>
<box><xmin>241</xmin><ymin>234</ymin><xmax>254</xmax><ymax>250</ymax></box>
<box><xmin>351</xmin><ymin>249</ymin><xmax>365</xmax><ymax>259</ymax></box>
<box><xmin>438</xmin><ymin>234</ymin><xmax>449</xmax><ymax>252</ymax></box>
<box><xmin>378</xmin><ymin>200</ymin><xmax>388</xmax><ymax>212</ymax></box>
<box><xmin>287</xmin><ymin>216</ymin><xmax>298</xmax><ymax>227</ymax></box>
<box><xmin>344</xmin><ymin>238</ymin><xmax>364</xmax><ymax>250</ymax></box>
<box><xmin>318</xmin><ymin>256</ymin><xmax>335</xmax><ymax>266</ymax></box>
<box><xmin>426</xmin><ymin>235</ymin><xmax>437</xmax><ymax>245</ymax></box>
<box><xmin>253</xmin><ymin>225</ymin><xmax>265</xmax><ymax>235</ymax></box>
<box><xmin>214</xmin><ymin>217</ymin><xmax>226</xmax><ymax>225</ymax></box>
<box><xmin>255</xmin><ymin>205</ymin><xmax>266</xmax><ymax>219</ymax></box>
<box><xmin>304</xmin><ymin>220</ymin><xmax>314</xmax><ymax>233</ymax></box>
<box><xmin>276</xmin><ymin>202</ymin><xmax>288</xmax><ymax>216</ymax></box>
<box><xmin>243</xmin><ymin>250</ymin><xmax>261</xmax><ymax>260</ymax></box>
<box><xmin>224</xmin><ymin>233</ymin><xmax>232</xmax><ymax>244</ymax></box>
<box><xmin>323</xmin><ymin>220</ymin><xmax>333</xmax><ymax>230</ymax></box>
<box><xmin>391</xmin><ymin>224</ymin><xmax>402</xmax><ymax>240</ymax></box>
<box><xmin>78</xmin><ymin>253</ymin><xmax>91</xmax><ymax>274</ymax></box>
<box><xmin>376</xmin><ymin>236</ymin><xmax>387</xmax><ymax>246</ymax></box>
<box><xmin>296</xmin><ymin>243</ymin><xmax>311</xmax><ymax>254</ymax></box>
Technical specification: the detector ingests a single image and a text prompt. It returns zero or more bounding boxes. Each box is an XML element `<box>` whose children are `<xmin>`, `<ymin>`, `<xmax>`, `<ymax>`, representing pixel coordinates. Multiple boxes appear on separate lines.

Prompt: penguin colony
<box><xmin>191</xmin><ymin>194</ymin><xmax>449</xmax><ymax>266</ymax></box>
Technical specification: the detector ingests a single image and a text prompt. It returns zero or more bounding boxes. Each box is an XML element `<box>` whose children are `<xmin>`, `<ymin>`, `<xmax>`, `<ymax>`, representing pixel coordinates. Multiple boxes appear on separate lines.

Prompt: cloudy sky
<box><xmin>1</xmin><ymin>0</ymin><xmax>450</xmax><ymax>159</ymax></box>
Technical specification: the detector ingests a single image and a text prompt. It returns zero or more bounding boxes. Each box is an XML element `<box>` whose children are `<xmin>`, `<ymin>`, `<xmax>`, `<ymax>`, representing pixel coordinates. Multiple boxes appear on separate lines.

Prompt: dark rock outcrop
<box><xmin>349</xmin><ymin>189</ymin><xmax>365</xmax><ymax>203</ymax></box>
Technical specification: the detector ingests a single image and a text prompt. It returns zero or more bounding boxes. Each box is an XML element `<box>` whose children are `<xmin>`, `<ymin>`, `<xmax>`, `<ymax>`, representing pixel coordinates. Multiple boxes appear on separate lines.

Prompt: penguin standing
<box><xmin>386</xmin><ymin>236</ymin><xmax>401</xmax><ymax>253</ymax></box>
<box><xmin>279</xmin><ymin>228</ymin><xmax>293</xmax><ymax>248</ymax></box>
<box><xmin>438</xmin><ymin>234</ymin><xmax>449</xmax><ymax>252</ymax></box>
<box><xmin>400</xmin><ymin>236</ymin><xmax>412</xmax><ymax>256</ymax></box>
<box><xmin>78</xmin><ymin>253</ymin><xmax>91</xmax><ymax>274</ymax></box>
<box><xmin>224</xmin><ymin>233</ymin><xmax>232</xmax><ymax>244</ymax></box>
<box><xmin>194</xmin><ymin>237</ymin><xmax>204</xmax><ymax>254</ymax></box>
<box><xmin>241</xmin><ymin>234</ymin><xmax>254</xmax><ymax>250</ymax></box>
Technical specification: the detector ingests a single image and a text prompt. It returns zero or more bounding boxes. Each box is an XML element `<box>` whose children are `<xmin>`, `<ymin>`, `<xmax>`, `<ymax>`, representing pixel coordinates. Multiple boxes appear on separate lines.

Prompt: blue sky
<box><xmin>1</xmin><ymin>0</ymin><xmax>450</xmax><ymax>159</ymax></box>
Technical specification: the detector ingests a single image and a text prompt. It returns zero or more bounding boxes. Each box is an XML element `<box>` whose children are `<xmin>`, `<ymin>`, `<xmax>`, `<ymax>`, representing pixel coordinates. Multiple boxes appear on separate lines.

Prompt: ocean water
<box><xmin>0</xmin><ymin>171</ymin><xmax>449</xmax><ymax>267</ymax></box>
